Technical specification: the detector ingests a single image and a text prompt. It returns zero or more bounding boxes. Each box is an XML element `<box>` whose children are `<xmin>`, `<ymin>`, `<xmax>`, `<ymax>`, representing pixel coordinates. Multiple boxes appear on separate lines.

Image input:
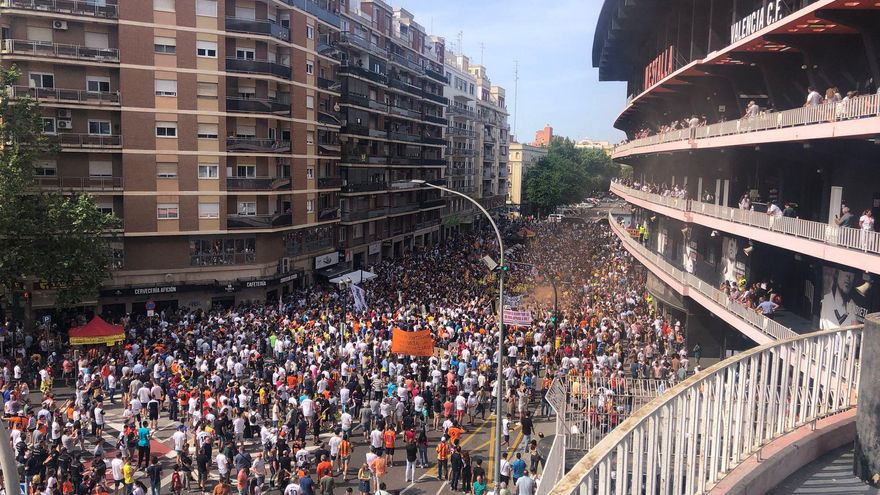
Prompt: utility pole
<box><xmin>457</xmin><ymin>30</ymin><xmax>463</xmax><ymax>54</ymax></box>
<box><xmin>513</xmin><ymin>60</ymin><xmax>519</xmax><ymax>141</ymax></box>
<box><xmin>480</xmin><ymin>42</ymin><xmax>485</xmax><ymax>65</ymax></box>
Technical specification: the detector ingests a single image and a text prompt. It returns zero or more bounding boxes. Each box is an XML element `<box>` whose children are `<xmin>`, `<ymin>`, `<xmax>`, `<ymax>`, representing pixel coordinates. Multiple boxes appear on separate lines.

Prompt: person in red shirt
<box><xmin>316</xmin><ymin>454</ymin><xmax>334</xmax><ymax>479</ymax></box>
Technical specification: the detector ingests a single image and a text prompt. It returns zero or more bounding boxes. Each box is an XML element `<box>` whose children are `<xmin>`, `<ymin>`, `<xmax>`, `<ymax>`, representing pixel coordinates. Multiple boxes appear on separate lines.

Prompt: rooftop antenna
<box><xmin>513</xmin><ymin>60</ymin><xmax>519</xmax><ymax>140</ymax></box>
<box><xmin>457</xmin><ymin>31</ymin><xmax>463</xmax><ymax>54</ymax></box>
<box><xmin>480</xmin><ymin>42</ymin><xmax>485</xmax><ymax>65</ymax></box>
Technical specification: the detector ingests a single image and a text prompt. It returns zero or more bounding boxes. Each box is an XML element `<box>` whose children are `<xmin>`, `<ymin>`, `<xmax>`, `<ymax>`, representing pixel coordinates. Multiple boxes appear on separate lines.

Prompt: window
<box><xmin>306</xmin><ymin>95</ymin><xmax>314</xmax><ymax>109</ymax></box>
<box><xmin>196</xmin><ymin>41</ymin><xmax>217</xmax><ymax>58</ymax></box>
<box><xmin>154</xmin><ymin>79</ymin><xmax>177</xmax><ymax>96</ymax></box>
<box><xmin>196</xmin><ymin>0</ymin><xmax>217</xmax><ymax>16</ymax></box>
<box><xmin>306</xmin><ymin>61</ymin><xmax>314</xmax><ymax>75</ymax></box>
<box><xmin>42</xmin><ymin>117</ymin><xmax>56</xmax><ymax>134</ymax></box>
<box><xmin>306</xmin><ymin>167</ymin><xmax>314</xmax><ymax>179</ymax></box>
<box><xmin>198</xmin><ymin>203</ymin><xmax>220</xmax><ymax>219</ymax></box>
<box><xmin>235</xmin><ymin>48</ymin><xmax>255</xmax><ymax>60</ymax></box>
<box><xmin>28</xmin><ymin>73</ymin><xmax>54</xmax><ymax>89</ymax></box>
<box><xmin>156</xmin><ymin>122</ymin><xmax>177</xmax><ymax>137</ymax></box>
<box><xmin>353</xmin><ymin>223</ymin><xmax>363</xmax><ymax>238</ymax></box>
<box><xmin>89</xmin><ymin>160</ymin><xmax>112</xmax><ymax>177</ymax></box>
<box><xmin>157</xmin><ymin>162</ymin><xmax>178</xmax><ymax>178</ymax></box>
<box><xmin>35</xmin><ymin>160</ymin><xmax>56</xmax><ymax>176</ymax></box>
<box><xmin>306</xmin><ymin>132</ymin><xmax>314</xmax><ymax>145</ymax></box>
<box><xmin>198</xmin><ymin>164</ymin><xmax>219</xmax><ymax>179</ymax></box>
<box><xmin>307</xmin><ymin>200</ymin><xmax>314</xmax><ymax>212</ymax></box>
<box><xmin>197</xmin><ymin>124</ymin><xmax>218</xmax><ymax>139</ymax></box>
<box><xmin>237</xmin><ymin>201</ymin><xmax>256</xmax><ymax>216</ymax></box>
<box><xmin>97</xmin><ymin>202</ymin><xmax>114</xmax><ymax>215</ymax></box>
<box><xmin>87</xmin><ymin>77</ymin><xmax>110</xmax><ymax>93</ymax></box>
<box><xmin>27</xmin><ymin>26</ymin><xmax>52</xmax><ymax>42</ymax></box>
<box><xmin>153</xmin><ymin>0</ymin><xmax>174</xmax><ymax>11</ymax></box>
<box><xmin>235</xmin><ymin>6</ymin><xmax>256</xmax><ymax>19</ymax></box>
<box><xmin>190</xmin><ymin>237</ymin><xmax>255</xmax><ymax>266</ymax></box>
<box><xmin>157</xmin><ymin>203</ymin><xmax>179</xmax><ymax>219</ymax></box>
<box><xmin>197</xmin><ymin>82</ymin><xmax>218</xmax><ymax>98</ymax></box>
<box><xmin>235</xmin><ymin>125</ymin><xmax>256</xmax><ymax>138</ymax></box>
<box><xmin>236</xmin><ymin>165</ymin><xmax>256</xmax><ymax>177</ymax></box>
<box><xmin>88</xmin><ymin>120</ymin><xmax>111</xmax><ymax>135</ymax></box>
<box><xmin>306</xmin><ymin>26</ymin><xmax>314</xmax><ymax>39</ymax></box>
<box><xmin>84</xmin><ymin>32</ymin><xmax>109</xmax><ymax>49</ymax></box>
<box><xmin>154</xmin><ymin>37</ymin><xmax>176</xmax><ymax>54</ymax></box>
<box><xmin>237</xmin><ymin>86</ymin><xmax>256</xmax><ymax>99</ymax></box>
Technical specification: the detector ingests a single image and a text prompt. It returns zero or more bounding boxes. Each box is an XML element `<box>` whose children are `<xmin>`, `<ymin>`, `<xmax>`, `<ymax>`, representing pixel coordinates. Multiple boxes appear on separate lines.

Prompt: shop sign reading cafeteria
<box><xmin>730</xmin><ymin>0</ymin><xmax>787</xmax><ymax>45</ymax></box>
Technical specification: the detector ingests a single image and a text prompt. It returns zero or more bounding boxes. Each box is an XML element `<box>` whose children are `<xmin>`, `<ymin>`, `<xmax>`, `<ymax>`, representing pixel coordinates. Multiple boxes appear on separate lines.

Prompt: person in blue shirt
<box><xmin>136</xmin><ymin>421</ymin><xmax>151</xmax><ymax>469</ymax></box>
<box><xmin>511</xmin><ymin>452</ymin><xmax>527</xmax><ymax>483</ymax></box>
<box><xmin>299</xmin><ymin>468</ymin><xmax>315</xmax><ymax>495</ymax></box>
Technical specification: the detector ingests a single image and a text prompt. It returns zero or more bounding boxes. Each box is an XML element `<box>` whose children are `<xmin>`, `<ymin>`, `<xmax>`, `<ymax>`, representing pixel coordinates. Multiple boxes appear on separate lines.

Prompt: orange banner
<box><xmin>391</xmin><ymin>329</ymin><xmax>435</xmax><ymax>357</ymax></box>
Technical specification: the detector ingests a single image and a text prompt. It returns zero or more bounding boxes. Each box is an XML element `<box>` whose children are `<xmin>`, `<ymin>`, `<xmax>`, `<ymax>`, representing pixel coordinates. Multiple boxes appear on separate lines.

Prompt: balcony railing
<box><xmin>317</xmin><ymin>177</ymin><xmax>343</xmax><ymax>188</ymax></box>
<box><xmin>191</xmin><ymin>252</ymin><xmax>256</xmax><ymax>266</ymax></box>
<box><xmin>284</xmin><ymin>238</ymin><xmax>334</xmax><ymax>256</ymax></box>
<box><xmin>615</xmin><ymin>93</ymin><xmax>880</xmax><ymax>155</ymax></box>
<box><xmin>0</xmin><ymin>0</ymin><xmax>118</xmax><ymax>18</ymax></box>
<box><xmin>317</xmin><ymin>207</ymin><xmax>339</xmax><ymax>221</ymax></box>
<box><xmin>317</xmin><ymin>110</ymin><xmax>343</xmax><ymax>125</ymax></box>
<box><xmin>2</xmin><ymin>39</ymin><xmax>118</xmax><ymax>62</ymax></box>
<box><xmin>387</xmin><ymin>131</ymin><xmax>420</xmax><ymax>143</ymax></box>
<box><xmin>36</xmin><ymin>175</ymin><xmax>122</xmax><ymax>190</ymax></box>
<box><xmin>607</xmin><ymin>212</ymin><xmax>797</xmax><ymax>342</ymax></box>
<box><xmin>387</xmin><ymin>50</ymin><xmax>424</xmax><ymax>74</ymax></box>
<box><xmin>548</xmin><ymin>324</ymin><xmax>862</xmax><ymax>495</ymax></box>
<box><xmin>341</xmin><ymin>182</ymin><xmax>387</xmax><ymax>193</ymax></box>
<box><xmin>423</xmin><ymin>114</ymin><xmax>447</xmax><ymax>125</ymax></box>
<box><xmin>414</xmin><ymin>218</ymin><xmax>441</xmax><ymax>230</ymax></box>
<box><xmin>420</xmin><ymin>158</ymin><xmax>447</xmax><ymax>166</ymax></box>
<box><xmin>339</xmin><ymin>31</ymin><xmax>386</xmax><ymax>58</ymax></box>
<box><xmin>226</xmin><ymin>97</ymin><xmax>290</xmax><ymax>114</ymax></box>
<box><xmin>55</xmin><ymin>133</ymin><xmax>122</xmax><ymax>148</ymax></box>
<box><xmin>341</xmin><ymin>207</ymin><xmax>387</xmax><ymax>222</ymax></box>
<box><xmin>448</xmin><ymin>128</ymin><xmax>476</xmax><ymax>137</ymax></box>
<box><xmin>341</xmin><ymin>153</ymin><xmax>387</xmax><ymax>165</ymax></box>
<box><xmin>225</xmin><ymin>17</ymin><xmax>290</xmax><ymax>41</ymax></box>
<box><xmin>422</xmin><ymin>91</ymin><xmax>448</xmax><ymax>105</ymax></box>
<box><xmin>226</xmin><ymin>57</ymin><xmax>291</xmax><ymax>79</ymax></box>
<box><xmin>420</xmin><ymin>198</ymin><xmax>445</xmax><ymax>209</ymax></box>
<box><xmin>610</xmin><ymin>181</ymin><xmax>880</xmax><ymax>258</ymax></box>
<box><xmin>422</xmin><ymin>136</ymin><xmax>445</xmax><ymax>146</ymax></box>
<box><xmin>285</xmin><ymin>0</ymin><xmax>340</xmax><ymax>27</ymax></box>
<box><xmin>387</xmin><ymin>77</ymin><xmax>423</xmax><ymax>98</ymax></box>
<box><xmin>387</xmin><ymin>203</ymin><xmax>419</xmax><ymax>215</ymax></box>
<box><xmin>338</xmin><ymin>64</ymin><xmax>387</xmax><ymax>84</ymax></box>
<box><xmin>226</xmin><ymin>137</ymin><xmax>291</xmax><ymax>153</ymax></box>
<box><xmin>424</xmin><ymin>67</ymin><xmax>448</xmax><ymax>84</ymax></box>
<box><xmin>451</xmin><ymin>148</ymin><xmax>475</xmax><ymax>157</ymax></box>
<box><xmin>12</xmin><ymin>85</ymin><xmax>120</xmax><ymax>105</ymax></box>
<box><xmin>447</xmin><ymin>104</ymin><xmax>477</xmax><ymax>119</ymax></box>
<box><xmin>317</xmin><ymin>76</ymin><xmax>341</xmax><ymax>92</ymax></box>
<box><xmin>227</xmin><ymin>176</ymin><xmax>291</xmax><ymax>191</ymax></box>
<box><xmin>388</xmin><ymin>105</ymin><xmax>421</xmax><ymax>119</ymax></box>
<box><xmin>227</xmin><ymin>212</ymin><xmax>291</xmax><ymax>229</ymax></box>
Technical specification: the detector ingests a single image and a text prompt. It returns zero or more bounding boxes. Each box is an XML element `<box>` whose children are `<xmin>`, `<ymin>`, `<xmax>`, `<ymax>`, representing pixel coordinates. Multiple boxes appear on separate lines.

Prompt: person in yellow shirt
<box><xmin>123</xmin><ymin>458</ymin><xmax>135</xmax><ymax>495</ymax></box>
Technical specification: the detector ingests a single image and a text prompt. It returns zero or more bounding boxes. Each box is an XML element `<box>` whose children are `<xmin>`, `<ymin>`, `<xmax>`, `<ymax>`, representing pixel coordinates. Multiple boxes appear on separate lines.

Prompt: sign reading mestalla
<box><xmin>730</xmin><ymin>0</ymin><xmax>787</xmax><ymax>45</ymax></box>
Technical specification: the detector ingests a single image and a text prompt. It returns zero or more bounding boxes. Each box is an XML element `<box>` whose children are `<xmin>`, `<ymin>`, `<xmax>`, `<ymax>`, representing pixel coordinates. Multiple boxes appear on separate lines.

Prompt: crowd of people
<box><xmin>0</xmin><ymin>216</ymin><xmax>694</xmax><ymax>495</ymax></box>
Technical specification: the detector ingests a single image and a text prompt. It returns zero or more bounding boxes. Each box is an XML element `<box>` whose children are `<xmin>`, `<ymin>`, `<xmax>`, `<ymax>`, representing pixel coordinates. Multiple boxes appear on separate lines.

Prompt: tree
<box><xmin>0</xmin><ymin>65</ymin><xmax>119</xmax><ymax>310</ymax></box>
<box><xmin>524</xmin><ymin>137</ymin><xmax>620</xmax><ymax>214</ymax></box>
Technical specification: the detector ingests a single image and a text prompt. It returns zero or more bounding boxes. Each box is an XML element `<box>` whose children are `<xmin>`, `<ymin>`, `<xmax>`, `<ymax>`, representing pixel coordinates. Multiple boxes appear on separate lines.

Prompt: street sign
<box><xmin>42</xmin><ymin>315</ymin><xmax>51</xmax><ymax>324</ymax></box>
<box><xmin>145</xmin><ymin>299</ymin><xmax>156</xmax><ymax>311</ymax></box>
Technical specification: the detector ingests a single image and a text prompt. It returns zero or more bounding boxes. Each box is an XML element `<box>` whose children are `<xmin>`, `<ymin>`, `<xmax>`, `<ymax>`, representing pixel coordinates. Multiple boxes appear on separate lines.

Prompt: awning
<box><xmin>330</xmin><ymin>269</ymin><xmax>378</xmax><ymax>284</ymax></box>
<box><xmin>68</xmin><ymin>316</ymin><xmax>125</xmax><ymax>346</ymax></box>
<box><xmin>316</xmin><ymin>263</ymin><xmax>351</xmax><ymax>279</ymax></box>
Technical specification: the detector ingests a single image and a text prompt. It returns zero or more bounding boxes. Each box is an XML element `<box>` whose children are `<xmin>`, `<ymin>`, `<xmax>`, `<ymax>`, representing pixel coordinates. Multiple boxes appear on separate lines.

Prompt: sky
<box><xmin>395</xmin><ymin>0</ymin><xmax>628</xmax><ymax>143</ymax></box>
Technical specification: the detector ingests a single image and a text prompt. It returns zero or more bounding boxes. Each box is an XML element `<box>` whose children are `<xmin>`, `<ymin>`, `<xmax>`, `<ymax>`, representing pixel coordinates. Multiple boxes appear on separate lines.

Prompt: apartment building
<box><xmin>334</xmin><ymin>1</ymin><xmax>447</xmax><ymax>269</ymax></box>
<box><xmin>0</xmin><ymin>0</ymin><xmax>344</xmax><ymax>315</ymax></box>
<box><xmin>469</xmin><ymin>63</ymin><xmax>509</xmax><ymax>212</ymax></box>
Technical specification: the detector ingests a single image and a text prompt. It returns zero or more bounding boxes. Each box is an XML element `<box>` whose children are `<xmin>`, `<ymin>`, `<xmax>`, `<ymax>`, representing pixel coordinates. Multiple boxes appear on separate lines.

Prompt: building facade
<box><xmin>532</xmin><ymin>124</ymin><xmax>552</xmax><ymax>147</ymax></box>
<box><xmin>470</xmin><ymin>64</ymin><xmax>509</xmax><ymax>212</ymax></box>
<box><xmin>506</xmin><ymin>142</ymin><xmax>547</xmax><ymax>209</ymax></box>
<box><xmin>593</xmin><ymin>0</ymin><xmax>880</xmax><ymax>356</ymax></box>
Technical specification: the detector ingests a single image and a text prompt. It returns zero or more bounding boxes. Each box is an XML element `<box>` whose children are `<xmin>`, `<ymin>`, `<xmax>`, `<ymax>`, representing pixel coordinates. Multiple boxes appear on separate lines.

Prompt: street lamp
<box><xmin>336</xmin><ymin>277</ymin><xmax>353</xmax><ymax>386</ymax></box>
<box><xmin>408</xmin><ymin>179</ymin><xmax>507</xmax><ymax>483</ymax></box>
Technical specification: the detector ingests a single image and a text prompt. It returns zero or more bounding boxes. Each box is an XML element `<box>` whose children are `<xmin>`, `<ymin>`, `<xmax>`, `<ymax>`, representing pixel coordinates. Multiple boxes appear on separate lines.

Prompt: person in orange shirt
<box><xmin>383</xmin><ymin>427</ymin><xmax>397</xmax><ymax>466</ymax></box>
<box><xmin>316</xmin><ymin>454</ymin><xmax>334</xmax><ymax>479</ymax></box>
<box><xmin>446</xmin><ymin>422</ymin><xmax>464</xmax><ymax>445</ymax></box>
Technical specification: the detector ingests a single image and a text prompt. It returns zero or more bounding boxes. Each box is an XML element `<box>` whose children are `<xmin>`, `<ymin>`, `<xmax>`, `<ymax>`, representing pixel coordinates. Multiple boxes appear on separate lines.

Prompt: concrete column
<box><xmin>855</xmin><ymin>312</ymin><xmax>880</xmax><ymax>483</ymax></box>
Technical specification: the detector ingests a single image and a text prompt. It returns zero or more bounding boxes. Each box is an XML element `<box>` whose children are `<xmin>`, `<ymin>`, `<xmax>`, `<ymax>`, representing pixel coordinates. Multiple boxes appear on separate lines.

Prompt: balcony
<box><xmin>341</xmin><ymin>207</ymin><xmax>387</xmax><ymax>222</ymax></box>
<box><xmin>387</xmin><ymin>131</ymin><xmax>420</xmax><ymax>143</ymax></box>
<box><xmin>387</xmin><ymin>204</ymin><xmax>419</xmax><ymax>215</ymax></box>
<box><xmin>226</xmin><ymin>176</ymin><xmax>291</xmax><ymax>191</ymax></box>
<box><xmin>450</xmin><ymin>148</ymin><xmax>475</xmax><ymax>157</ymax></box>
<box><xmin>1</xmin><ymin>39</ymin><xmax>118</xmax><ymax>62</ymax></box>
<box><xmin>317</xmin><ymin>110</ymin><xmax>343</xmax><ymax>125</ymax></box>
<box><xmin>614</xmin><ymin>93</ymin><xmax>880</xmax><ymax>159</ymax></box>
<box><xmin>421</xmin><ymin>91</ymin><xmax>448</xmax><ymax>105</ymax></box>
<box><xmin>447</xmin><ymin>104</ymin><xmax>477</xmax><ymax>119</ymax></box>
<box><xmin>317</xmin><ymin>77</ymin><xmax>341</xmax><ymax>92</ymax></box>
<box><xmin>342</xmin><ymin>182</ymin><xmax>387</xmax><ymax>193</ymax></box>
<box><xmin>388</xmin><ymin>155</ymin><xmax>419</xmax><ymax>165</ymax></box>
<box><xmin>317</xmin><ymin>207</ymin><xmax>340</xmax><ymax>221</ymax></box>
<box><xmin>448</xmin><ymin>128</ymin><xmax>476</xmax><ymax>138</ymax></box>
<box><xmin>55</xmin><ymin>133</ymin><xmax>121</xmax><ymax>148</ymax></box>
<box><xmin>36</xmin><ymin>175</ymin><xmax>122</xmax><ymax>190</ymax></box>
<box><xmin>387</xmin><ymin>50</ymin><xmax>424</xmax><ymax>74</ymax></box>
<box><xmin>226</xmin><ymin>57</ymin><xmax>291</xmax><ymax>79</ymax></box>
<box><xmin>422</xmin><ymin>136</ymin><xmax>445</xmax><ymax>146</ymax></box>
<box><xmin>338</xmin><ymin>64</ymin><xmax>387</xmax><ymax>85</ymax></box>
<box><xmin>227</xmin><ymin>212</ymin><xmax>291</xmax><ymax>229</ymax></box>
<box><xmin>341</xmin><ymin>123</ymin><xmax>369</xmax><ymax>136</ymax></box>
<box><xmin>388</xmin><ymin>105</ymin><xmax>421</xmax><ymax>119</ymax></box>
<box><xmin>317</xmin><ymin>177</ymin><xmax>343</xmax><ymax>188</ymax></box>
<box><xmin>12</xmin><ymin>85</ymin><xmax>120</xmax><ymax>105</ymax></box>
<box><xmin>341</xmin><ymin>153</ymin><xmax>387</xmax><ymax>165</ymax></box>
<box><xmin>284</xmin><ymin>238</ymin><xmax>334</xmax><ymax>256</ymax></box>
<box><xmin>225</xmin><ymin>17</ymin><xmax>290</xmax><ymax>42</ymax></box>
<box><xmin>226</xmin><ymin>137</ymin><xmax>291</xmax><ymax>153</ymax></box>
<box><xmin>423</xmin><ymin>114</ymin><xmax>446</xmax><ymax>125</ymax></box>
<box><xmin>483</xmin><ymin>134</ymin><xmax>496</xmax><ymax>144</ymax></box>
<box><xmin>0</xmin><ymin>0</ymin><xmax>118</xmax><ymax>18</ymax></box>
<box><xmin>420</xmin><ymin>158</ymin><xmax>447</xmax><ymax>166</ymax></box>
<box><xmin>286</xmin><ymin>0</ymin><xmax>340</xmax><ymax>28</ymax></box>
<box><xmin>226</xmin><ymin>97</ymin><xmax>290</xmax><ymax>114</ymax></box>
<box><xmin>424</xmin><ymin>67</ymin><xmax>448</xmax><ymax>84</ymax></box>
<box><xmin>387</xmin><ymin>77</ymin><xmax>423</xmax><ymax>98</ymax></box>
<box><xmin>338</xmin><ymin>31</ymin><xmax>386</xmax><ymax>58</ymax></box>
<box><xmin>339</xmin><ymin>92</ymin><xmax>370</xmax><ymax>108</ymax></box>
<box><xmin>610</xmin><ymin>181</ymin><xmax>880</xmax><ymax>275</ymax></box>
<box><xmin>420</xmin><ymin>198</ymin><xmax>445</xmax><ymax>209</ymax></box>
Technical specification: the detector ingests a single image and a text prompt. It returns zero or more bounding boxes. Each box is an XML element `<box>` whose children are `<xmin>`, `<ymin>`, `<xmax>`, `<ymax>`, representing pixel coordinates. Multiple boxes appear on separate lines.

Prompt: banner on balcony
<box><xmin>391</xmin><ymin>329</ymin><xmax>435</xmax><ymax>357</ymax></box>
<box><xmin>503</xmin><ymin>309</ymin><xmax>533</xmax><ymax>327</ymax></box>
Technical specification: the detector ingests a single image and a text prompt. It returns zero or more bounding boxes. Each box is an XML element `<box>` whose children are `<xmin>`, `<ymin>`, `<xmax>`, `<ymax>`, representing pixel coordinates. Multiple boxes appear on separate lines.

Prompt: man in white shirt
<box><xmin>805</xmin><ymin>86</ymin><xmax>822</xmax><ymax>107</ymax></box>
<box><xmin>172</xmin><ymin>425</ymin><xmax>187</xmax><ymax>453</ymax></box>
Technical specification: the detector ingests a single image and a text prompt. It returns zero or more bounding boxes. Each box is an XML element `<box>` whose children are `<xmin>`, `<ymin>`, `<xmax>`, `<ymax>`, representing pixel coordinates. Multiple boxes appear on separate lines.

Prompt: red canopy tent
<box><xmin>68</xmin><ymin>316</ymin><xmax>125</xmax><ymax>346</ymax></box>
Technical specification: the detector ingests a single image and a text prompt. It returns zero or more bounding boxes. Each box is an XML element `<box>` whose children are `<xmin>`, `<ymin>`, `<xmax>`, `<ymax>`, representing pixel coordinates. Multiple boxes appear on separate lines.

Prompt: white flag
<box><xmin>351</xmin><ymin>284</ymin><xmax>368</xmax><ymax>312</ymax></box>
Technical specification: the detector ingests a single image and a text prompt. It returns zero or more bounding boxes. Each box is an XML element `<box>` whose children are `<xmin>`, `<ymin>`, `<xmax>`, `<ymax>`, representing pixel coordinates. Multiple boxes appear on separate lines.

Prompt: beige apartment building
<box><xmin>507</xmin><ymin>141</ymin><xmax>548</xmax><ymax>208</ymax></box>
<box><xmin>469</xmin><ymin>64</ymin><xmax>509</xmax><ymax>212</ymax></box>
<box><xmin>1</xmin><ymin>0</ymin><xmax>344</xmax><ymax>315</ymax></box>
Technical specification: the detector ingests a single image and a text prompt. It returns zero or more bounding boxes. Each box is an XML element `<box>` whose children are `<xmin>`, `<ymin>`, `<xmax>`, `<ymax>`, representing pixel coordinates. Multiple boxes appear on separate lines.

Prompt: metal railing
<box><xmin>2</xmin><ymin>39</ymin><xmax>118</xmax><ymax>61</ymax></box>
<box><xmin>317</xmin><ymin>177</ymin><xmax>343</xmax><ymax>188</ymax></box>
<box><xmin>36</xmin><ymin>175</ymin><xmax>122</xmax><ymax>190</ymax></box>
<box><xmin>226</xmin><ymin>137</ymin><xmax>291</xmax><ymax>153</ymax></box>
<box><xmin>610</xmin><ymin>181</ymin><xmax>880</xmax><ymax>256</ymax></box>
<box><xmin>0</xmin><ymin>0</ymin><xmax>118</xmax><ymax>18</ymax></box>
<box><xmin>339</xmin><ymin>31</ymin><xmax>386</xmax><ymax>58</ymax></box>
<box><xmin>226</xmin><ymin>177</ymin><xmax>289</xmax><ymax>191</ymax></box>
<box><xmin>227</xmin><ymin>212</ymin><xmax>291</xmax><ymax>229</ymax></box>
<box><xmin>537</xmin><ymin>378</ymin><xmax>570</xmax><ymax>495</ymax></box>
<box><xmin>342</xmin><ymin>182</ymin><xmax>387</xmax><ymax>193</ymax></box>
<box><xmin>285</xmin><ymin>0</ymin><xmax>340</xmax><ymax>27</ymax></box>
<box><xmin>422</xmin><ymin>91</ymin><xmax>448</xmax><ymax>105</ymax></box>
<box><xmin>226</xmin><ymin>96</ymin><xmax>290</xmax><ymax>114</ymax></box>
<box><xmin>615</xmin><ymin>93</ymin><xmax>880</xmax><ymax>154</ymax></box>
<box><xmin>191</xmin><ymin>252</ymin><xmax>256</xmax><ymax>266</ymax></box>
<box><xmin>56</xmin><ymin>133</ymin><xmax>121</xmax><ymax>148</ymax></box>
<box><xmin>225</xmin><ymin>17</ymin><xmax>290</xmax><ymax>41</ymax></box>
<box><xmin>13</xmin><ymin>85</ymin><xmax>120</xmax><ymax>104</ymax></box>
<box><xmin>607</xmin><ymin>212</ymin><xmax>797</xmax><ymax>341</ymax></box>
<box><xmin>387</xmin><ymin>50</ymin><xmax>424</xmax><ymax>74</ymax></box>
<box><xmin>226</xmin><ymin>57</ymin><xmax>291</xmax><ymax>79</ymax></box>
<box><xmin>549</xmin><ymin>325</ymin><xmax>863</xmax><ymax>495</ymax></box>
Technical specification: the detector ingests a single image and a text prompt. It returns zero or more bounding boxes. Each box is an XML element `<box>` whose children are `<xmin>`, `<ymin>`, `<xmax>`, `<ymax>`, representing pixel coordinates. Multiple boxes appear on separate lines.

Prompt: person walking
<box><xmin>146</xmin><ymin>456</ymin><xmax>162</xmax><ymax>495</ymax></box>
<box><xmin>449</xmin><ymin>446</ymin><xmax>463</xmax><ymax>491</ymax></box>
<box><xmin>404</xmin><ymin>436</ymin><xmax>418</xmax><ymax>483</ymax></box>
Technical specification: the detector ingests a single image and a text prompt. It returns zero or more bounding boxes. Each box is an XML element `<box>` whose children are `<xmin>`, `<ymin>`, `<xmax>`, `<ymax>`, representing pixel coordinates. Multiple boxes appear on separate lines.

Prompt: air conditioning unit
<box><xmin>52</xmin><ymin>20</ymin><xmax>68</xmax><ymax>30</ymax></box>
<box><xmin>57</xmin><ymin>109</ymin><xmax>72</xmax><ymax>118</ymax></box>
<box><xmin>57</xmin><ymin>120</ymin><xmax>73</xmax><ymax>129</ymax></box>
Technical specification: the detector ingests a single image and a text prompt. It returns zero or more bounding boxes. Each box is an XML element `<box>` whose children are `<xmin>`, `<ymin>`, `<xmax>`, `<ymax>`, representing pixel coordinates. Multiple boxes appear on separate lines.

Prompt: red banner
<box><xmin>391</xmin><ymin>329</ymin><xmax>435</xmax><ymax>357</ymax></box>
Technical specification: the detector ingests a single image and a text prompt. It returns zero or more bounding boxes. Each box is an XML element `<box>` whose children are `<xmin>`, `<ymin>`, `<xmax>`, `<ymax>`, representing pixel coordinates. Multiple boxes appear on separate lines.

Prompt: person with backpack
<box><xmin>170</xmin><ymin>465</ymin><xmax>183</xmax><ymax>495</ymax></box>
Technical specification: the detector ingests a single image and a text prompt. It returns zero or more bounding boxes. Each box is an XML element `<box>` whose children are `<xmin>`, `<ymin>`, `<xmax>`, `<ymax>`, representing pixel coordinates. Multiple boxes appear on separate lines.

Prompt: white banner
<box><xmin>351</xmin><ymin>284</ymin><xmax>368</xmax><ymax>313</ymax></box>
<box><xmin>503</xmin><ymin>309</ymin><xmax>532</xmax><ymax>327</ymax></box>
<box><xmin>315</xmin><ymin>251</ymin><xmax>339</xmax><ymax>269</ymax></box>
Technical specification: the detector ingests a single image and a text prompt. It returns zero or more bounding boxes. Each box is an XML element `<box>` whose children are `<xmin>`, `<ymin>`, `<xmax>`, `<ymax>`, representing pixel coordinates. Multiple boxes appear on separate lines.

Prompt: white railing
<box><xmin>549</xmin><ymin>325</ymin><xmax>863</xmax><ymax>495</ymax></box>
<box><xmin>537</xmin><ymin>378</ymin><xmax>569</xmax><ymax>495</ymax></box>
<box><xmin>615</xmin><ymin>93</ymin><xmax>880</xmax><ymax>154</ymax></box>
<box><xmin>610</xmin><ymin>181</ymin><xmax>880</xmax><ymax>257</ymax></box>
<box><xmin>607</xmin><ymin>213</ymin><xmax>797</xmax><ymax>341</ymax></box>
<box><xmin>1</xmin><ymin>39</ymin><xmax>119</xmax><ymax>61</ymax></box>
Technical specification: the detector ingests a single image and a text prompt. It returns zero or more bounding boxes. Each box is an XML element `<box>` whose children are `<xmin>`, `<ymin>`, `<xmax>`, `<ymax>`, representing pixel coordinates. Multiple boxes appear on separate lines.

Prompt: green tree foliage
<box><xmin>524</xmin><ymin>137</ymin><xmax>620</xmax><ymax>214</ymax></box>
<box><xmin>0</xmin><ymin>66</ymin><xmax>119</xmax><ymax>307</ymax></box>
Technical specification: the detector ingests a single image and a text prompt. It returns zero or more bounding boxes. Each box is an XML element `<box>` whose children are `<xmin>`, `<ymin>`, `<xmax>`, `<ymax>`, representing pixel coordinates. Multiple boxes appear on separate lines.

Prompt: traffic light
<box><xmin>501</xmin><ymin>265</ymin><xmax>509</xmax><ymax>272</ymax></box>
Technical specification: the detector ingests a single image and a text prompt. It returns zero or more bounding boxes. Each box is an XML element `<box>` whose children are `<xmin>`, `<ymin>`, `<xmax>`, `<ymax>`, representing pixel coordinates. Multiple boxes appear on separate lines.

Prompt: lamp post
<box><xmin>337</xmin><ymin>277</ymin><xmax>352</xmax><ymax>385</ymax></box>
<box><xmin>409</xmin><ymin>179</ymin><xmax>506</xmax><ymax>483</ymax></box>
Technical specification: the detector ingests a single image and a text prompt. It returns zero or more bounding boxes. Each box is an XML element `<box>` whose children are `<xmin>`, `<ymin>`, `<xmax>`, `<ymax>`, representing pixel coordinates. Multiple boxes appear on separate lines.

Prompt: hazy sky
<box><xmin>395</xmin><ymin>0</ymin><xmax>628</xmax><ymax>143</ymax></box>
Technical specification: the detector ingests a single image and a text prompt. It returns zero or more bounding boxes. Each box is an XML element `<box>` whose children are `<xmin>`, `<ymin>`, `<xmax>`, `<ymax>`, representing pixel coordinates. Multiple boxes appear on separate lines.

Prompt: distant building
<box><xmin>507</xmin><ymin>142</ymin><xmax>548</xmax><ymax>208</ymax></box>
<box><xmin>575</xmin><ymin>139</ymin><xmax>613</xmax><ymax>154</ymax></box>
<box><xmin>533</xmin><ymin>125</ymin><xmax>553</xmax><ymax>147</ymax></box>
